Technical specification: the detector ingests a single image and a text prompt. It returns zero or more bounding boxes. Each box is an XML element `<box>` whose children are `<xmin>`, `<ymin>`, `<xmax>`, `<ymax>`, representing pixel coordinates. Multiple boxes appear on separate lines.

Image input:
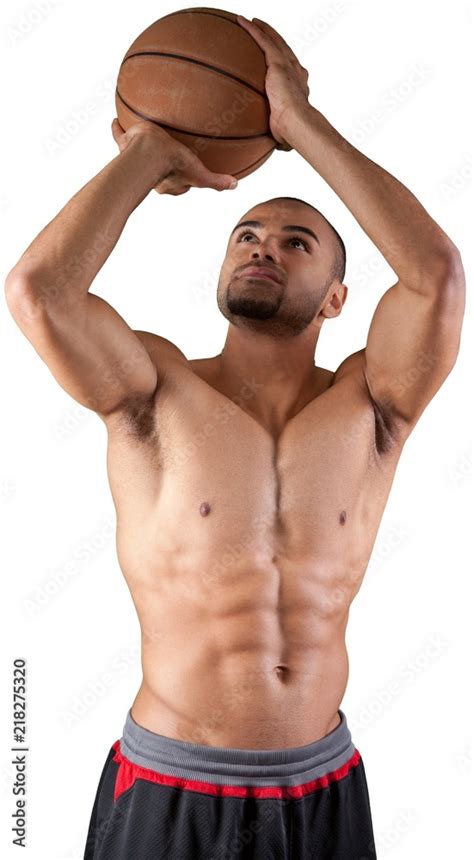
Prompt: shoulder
<box><xmin>133</xmin><ymin>331</ymin><xmax>189</xmax><ymax>380</ymax></box>
<box><xmin>99</xmin><ymin>332</ymin><xmax>190</xmax><ymax>435</ymax></box>
<box><xmin>332</xmin><ymin>347</ymin><xmax>367</xmax><ymax>383</ymax></box>
<box><xmin>327</xmin><ymin>348</ymin><xmax>369</xmax><ymax>400</ymax></box>
<box><xmin>332</xmin><ymin>347</ymin><xmax>408</xmax><ymax>454</ymax></box>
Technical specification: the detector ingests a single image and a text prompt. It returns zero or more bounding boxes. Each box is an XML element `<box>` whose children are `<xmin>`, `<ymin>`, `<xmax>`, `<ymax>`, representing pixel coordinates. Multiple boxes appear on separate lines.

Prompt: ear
<box><xmin>320</xmin><ymin>283</ymin><xmax>348</xmax><ymax>319</ymax></box>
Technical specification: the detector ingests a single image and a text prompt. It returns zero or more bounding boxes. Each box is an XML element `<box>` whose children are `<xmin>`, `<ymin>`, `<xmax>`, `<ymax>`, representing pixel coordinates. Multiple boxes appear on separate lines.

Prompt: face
<box><xmin>217</xmin><ymin>200</ymin><xmax>340</xmax><ymax>338</ymax></box>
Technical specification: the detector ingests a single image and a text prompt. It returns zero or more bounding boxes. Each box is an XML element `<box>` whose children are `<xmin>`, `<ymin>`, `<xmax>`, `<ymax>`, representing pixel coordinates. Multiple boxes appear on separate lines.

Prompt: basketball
<box><xmin>115</xmin><ymin>7</ymin><xmax>276</xmax><ymax>180</ymax></box>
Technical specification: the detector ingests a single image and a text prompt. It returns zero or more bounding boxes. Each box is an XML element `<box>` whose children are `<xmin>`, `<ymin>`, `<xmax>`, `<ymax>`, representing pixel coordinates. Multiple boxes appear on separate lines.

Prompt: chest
<box><xmin>106</xmin><ymin>367</ymin><xmax>401</xmax><ymax>564</ymax></box>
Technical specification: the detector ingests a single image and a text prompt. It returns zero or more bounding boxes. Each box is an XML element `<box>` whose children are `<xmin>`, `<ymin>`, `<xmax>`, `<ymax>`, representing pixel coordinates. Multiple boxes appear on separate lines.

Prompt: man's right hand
<box><xmin>111</xmin><ymin>118</ymin><xmax>238</xmax><ymax>196</ymax></box>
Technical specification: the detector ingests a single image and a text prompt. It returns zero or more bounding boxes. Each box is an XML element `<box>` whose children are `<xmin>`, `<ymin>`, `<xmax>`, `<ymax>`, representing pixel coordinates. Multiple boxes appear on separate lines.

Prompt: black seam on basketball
<box><xmin>121</xmin><ymin>52</ymin><xmax>265</xmax><ymax>99</ymax></box>
<box><xmin>115</xmin><ymin>88</ymin><xmax>271</xmax><ymax>141</ymax></box>
<box><xmin>158</xmin><ymin>10</ymin><xmax>244</xmax><ymax>30</ymax></box>
<box><xmin>233</xmin><ymin>147</ymin><xmax>275</xmax><ymax>177</ymax></box>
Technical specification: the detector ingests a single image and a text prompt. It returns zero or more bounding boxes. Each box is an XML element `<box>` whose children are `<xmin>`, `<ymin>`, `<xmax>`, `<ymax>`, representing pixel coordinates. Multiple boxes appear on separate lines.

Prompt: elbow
<box><xmin>433</xmin><ymin>243</ymin><xmax>465</xmax><ymax>287</ymax></box>
<box><xmin>447</xmin><ymin>246</ymin><xmax>465</xmax><ymax>287</ymax></box>
<box><xmin>5</xmin><ymin>270</ymin><xmax>29</xmax><ymax>306</ymax></box>
<box><xmin>407</xmin><ymin>246</ymin><xmax>465</xmax><ymax>302</ymax></box>
<box><xmin>4</xmin><ymin>271</ymin><xmax>44</xmax><ymax>321</ymax></box>
<box><xmin>442</xmin><ymin>248</ymin><xmax>466</xmax><ymax>311</ymax></box>
<box><xmin>435</xmin><ymin>248</ymin><xmax>466</xmax><ymax>320</ymax></box>
<box><xmin>423</xmin><ymin>245</ymin><xmax>465</xmax><ymax>309</ymax></box>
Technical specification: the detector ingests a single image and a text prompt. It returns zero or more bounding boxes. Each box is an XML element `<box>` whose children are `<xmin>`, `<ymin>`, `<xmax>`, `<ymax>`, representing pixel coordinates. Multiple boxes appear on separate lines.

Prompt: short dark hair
<box><xmin>265</xmin><ymin>196</ymin><xmax>346</xmax><ymax>284</ymax></box>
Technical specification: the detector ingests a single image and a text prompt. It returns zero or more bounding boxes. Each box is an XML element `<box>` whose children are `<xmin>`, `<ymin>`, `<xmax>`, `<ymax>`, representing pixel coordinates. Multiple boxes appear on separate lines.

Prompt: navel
<box><xmin>274</xmin><ymin>665</ymin><xmax>289</xmax><ymax>679</ymax></box>
<box><xmin>339</xmin><ymin>510</ymin><xmax>347</xmax><ymax>525</ymax></box>
<box><xmin>199</xmin><ymin>501</ymin><xmax>211</xmax><ymax>517</ymax></box>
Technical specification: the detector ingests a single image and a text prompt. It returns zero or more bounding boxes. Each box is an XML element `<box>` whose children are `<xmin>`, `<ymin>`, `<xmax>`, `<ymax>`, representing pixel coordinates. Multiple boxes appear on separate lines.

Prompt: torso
<box><xmin>102</xmin><ymin>340</ymin><xmax>408</xmax><ymax>748</ymax></box>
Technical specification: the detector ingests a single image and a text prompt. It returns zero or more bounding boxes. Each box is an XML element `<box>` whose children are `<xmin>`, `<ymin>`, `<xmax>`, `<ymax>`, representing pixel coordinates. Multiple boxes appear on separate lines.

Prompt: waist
<box><xmin>133</xmin><ymin>645</ymin><xmax>350</xmax><ymax>748</ymax></box>
<box><xmin>115</xmin><ymin>705</ymin><xmax>358</xmax><ymax>794</ymax></box>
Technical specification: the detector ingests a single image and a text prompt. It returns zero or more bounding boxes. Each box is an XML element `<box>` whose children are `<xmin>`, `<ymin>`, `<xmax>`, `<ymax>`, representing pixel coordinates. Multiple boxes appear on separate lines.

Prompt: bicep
<box><xmin>6</xmin><ymin>283</ymin><xmax>158</xmax><ymax>415</ymax></box>
<box><xmin>364</xmin><ymin>275</ymin><xmax>465</xmax><ymax>429</ymax></box>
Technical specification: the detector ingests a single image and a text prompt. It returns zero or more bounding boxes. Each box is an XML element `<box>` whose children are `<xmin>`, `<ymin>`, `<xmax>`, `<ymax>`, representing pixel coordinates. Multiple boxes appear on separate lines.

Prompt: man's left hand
<box><xmin>236</xmin><ymin>15</ymin><xmax>312</xmax><ymax>151</ymax></box>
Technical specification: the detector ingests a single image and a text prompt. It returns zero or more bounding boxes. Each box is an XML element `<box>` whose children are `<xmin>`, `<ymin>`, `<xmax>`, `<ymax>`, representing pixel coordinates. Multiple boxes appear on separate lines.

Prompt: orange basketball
<box><xmin>115</xmin><ymin>7</ymin><xmax>276</xmax><ymax>180</ymax></box>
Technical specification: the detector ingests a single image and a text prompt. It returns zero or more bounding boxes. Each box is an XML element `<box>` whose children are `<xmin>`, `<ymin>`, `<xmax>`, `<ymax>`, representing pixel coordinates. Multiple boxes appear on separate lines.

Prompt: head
<box><xmin>217</xmin><ymin>197</ymin><xmax>348</xmax><ymax>339</ymax></box>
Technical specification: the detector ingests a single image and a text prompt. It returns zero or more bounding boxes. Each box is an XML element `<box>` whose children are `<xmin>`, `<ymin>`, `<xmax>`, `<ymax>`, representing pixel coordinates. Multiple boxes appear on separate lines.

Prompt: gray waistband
<box><xmin>119</xmin><ymin>708</ymin><xmax>356</xmax><ymax>787</ymax></box>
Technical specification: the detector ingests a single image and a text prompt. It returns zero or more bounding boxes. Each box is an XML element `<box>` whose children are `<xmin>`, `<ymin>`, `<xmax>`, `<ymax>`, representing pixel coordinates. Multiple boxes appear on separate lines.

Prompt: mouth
<box><xmin>238</xmin><ymin>266</ymin><xmax>283</xmax><ymax>285</ymax></box>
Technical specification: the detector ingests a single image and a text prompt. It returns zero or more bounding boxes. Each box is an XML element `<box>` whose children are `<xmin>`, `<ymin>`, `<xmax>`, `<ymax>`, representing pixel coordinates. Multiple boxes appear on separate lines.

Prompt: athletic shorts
<box><xmin>83</xmin><ymin>707</ymin><xmax>377</xmax><ymax>859</ymax></box>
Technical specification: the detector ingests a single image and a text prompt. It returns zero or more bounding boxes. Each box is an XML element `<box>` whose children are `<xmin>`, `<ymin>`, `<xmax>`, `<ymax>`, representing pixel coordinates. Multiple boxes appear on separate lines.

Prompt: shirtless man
<box><xmin>5</xmin><ymin>14</ymin><xmax>465</xmax><ymax>860</ymax></box>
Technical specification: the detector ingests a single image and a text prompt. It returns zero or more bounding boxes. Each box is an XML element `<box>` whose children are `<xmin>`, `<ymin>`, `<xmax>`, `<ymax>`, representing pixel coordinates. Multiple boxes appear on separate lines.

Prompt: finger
<box><xmin>168</xmin><ymin>185</ymin><xmax>190</xmax><ymax>196</ymax></box>
<box><xmin>275</xmin><ymin>140</ymin><xmax>293</xmax><ymax>152</ymax></box>
<box><xmin>195</xmin><ymin>169</ymin><xmax>238</xmax><ymax>191</ymax></box>
<box><xmin>236</xmin><ymin>15</ymin><xmax>281</xmax><ymax>61</ymax></box>
<box><xmin>251</xmin><ymin>17</ymin><xmax>301</xmax><ymax>64</ymax></box>
<box><xmin>111</xmin><ymin>118</ymin><xmax>124</xmax><ymax>143</ymax></box>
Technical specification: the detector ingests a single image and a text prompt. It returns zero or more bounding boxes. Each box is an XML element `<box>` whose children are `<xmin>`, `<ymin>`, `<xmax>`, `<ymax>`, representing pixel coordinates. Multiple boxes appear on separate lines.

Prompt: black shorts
<box><xmin>84</xmin><ymin>707</ymin><xmax>376</xmax><ymax>859</ymax></box>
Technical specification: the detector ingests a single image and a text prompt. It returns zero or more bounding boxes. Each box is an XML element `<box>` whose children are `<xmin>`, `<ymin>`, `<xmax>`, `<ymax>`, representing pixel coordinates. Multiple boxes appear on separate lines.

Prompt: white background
<box><xmin>1</xmin><ymin>0</ymin><xmax>472</xmax><ymax>857</ymax></box>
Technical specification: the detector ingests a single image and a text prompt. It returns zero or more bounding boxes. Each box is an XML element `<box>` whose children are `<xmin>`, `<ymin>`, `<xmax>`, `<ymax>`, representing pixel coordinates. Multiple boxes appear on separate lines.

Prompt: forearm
<box><xmin>285</xmin><ymin>106</ymin><xmax>460</xmax><ymax>285</ymax></box>
<box><xmin>6</xmin><ymin>134</ymin><xmax>171</xmax><ymax>304</ymax></box>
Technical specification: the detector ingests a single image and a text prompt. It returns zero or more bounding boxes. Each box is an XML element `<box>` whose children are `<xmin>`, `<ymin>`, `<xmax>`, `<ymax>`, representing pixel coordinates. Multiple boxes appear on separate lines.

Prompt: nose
<box><xmin>250</xmin><ymin>245</ymin><xmax>277</xmax><ymax>263</ymax></box>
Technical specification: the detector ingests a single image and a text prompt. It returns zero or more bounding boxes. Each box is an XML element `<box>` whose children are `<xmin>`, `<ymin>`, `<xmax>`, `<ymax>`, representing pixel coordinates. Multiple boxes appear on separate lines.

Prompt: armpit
<box><xmin>122</xmin><ymin>391</ymin><xmax>158</xmax><ymax>442</ymax></box>
<box><xmin>368</xmin><ymin>390</ymin><xmax>411</xmax><ymax>458</ymax></box>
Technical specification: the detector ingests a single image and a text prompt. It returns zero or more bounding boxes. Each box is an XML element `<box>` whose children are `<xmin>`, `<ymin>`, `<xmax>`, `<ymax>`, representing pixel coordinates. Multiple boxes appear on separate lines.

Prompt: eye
<box><xmin>236</xmin><ymin>230</ymin><xmax>309</xmax><ymax>251</ymax></box>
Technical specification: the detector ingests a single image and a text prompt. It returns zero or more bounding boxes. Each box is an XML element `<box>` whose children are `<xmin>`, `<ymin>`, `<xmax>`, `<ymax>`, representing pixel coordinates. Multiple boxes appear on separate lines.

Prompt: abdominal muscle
<box><xmin>106</xmin><ymin>355</ymin><xmax>387</xmax><ymax>749</ymax></box>
<box><xmin>126</xmin><ymin>555</ymin><xmax>352</xmax><ymax>749</ymax></box>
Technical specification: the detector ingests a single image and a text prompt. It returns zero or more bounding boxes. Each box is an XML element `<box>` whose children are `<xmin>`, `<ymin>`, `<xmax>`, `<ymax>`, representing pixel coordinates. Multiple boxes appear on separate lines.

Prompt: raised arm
<box><xmin>4</xmin><ymin>120</ymin><xmax>238</xmax><ymax>418</ymax></box>
<box><xmin>283</xmin><ymin>106</ymin><xmax>465</xmax><ymax>434</ymax></box>
<box><xmin>237</xmin><ymin>16</ymin><xmax>466</xmax><ymax>436</ymax></box>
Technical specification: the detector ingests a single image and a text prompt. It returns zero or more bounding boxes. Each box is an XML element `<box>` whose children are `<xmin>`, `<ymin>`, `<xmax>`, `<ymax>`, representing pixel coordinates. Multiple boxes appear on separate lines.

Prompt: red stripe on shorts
<box><xmin>111</xmin><ymin>739</ymin><xmax>361</xmax><ymax>802</ymax></box>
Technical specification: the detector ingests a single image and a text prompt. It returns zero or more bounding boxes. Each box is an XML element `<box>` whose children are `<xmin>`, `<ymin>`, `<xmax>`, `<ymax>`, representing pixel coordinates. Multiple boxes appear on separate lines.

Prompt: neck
<box><xmin>217</xmin><ymin>324</ymin><xmax>322</xmax><ymax>428</ymax></box>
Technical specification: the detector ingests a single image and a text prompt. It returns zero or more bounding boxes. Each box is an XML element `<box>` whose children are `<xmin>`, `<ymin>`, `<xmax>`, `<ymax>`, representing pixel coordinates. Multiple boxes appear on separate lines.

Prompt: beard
<box><xmin>217</xmin><ymin>276</ymin><xmax>326</xmax><ymax>338</ymax></box>
<box><xmin>226</xmin><ymin>288</ymin><xmax>281</xmax><ymax>319</ymax></box>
